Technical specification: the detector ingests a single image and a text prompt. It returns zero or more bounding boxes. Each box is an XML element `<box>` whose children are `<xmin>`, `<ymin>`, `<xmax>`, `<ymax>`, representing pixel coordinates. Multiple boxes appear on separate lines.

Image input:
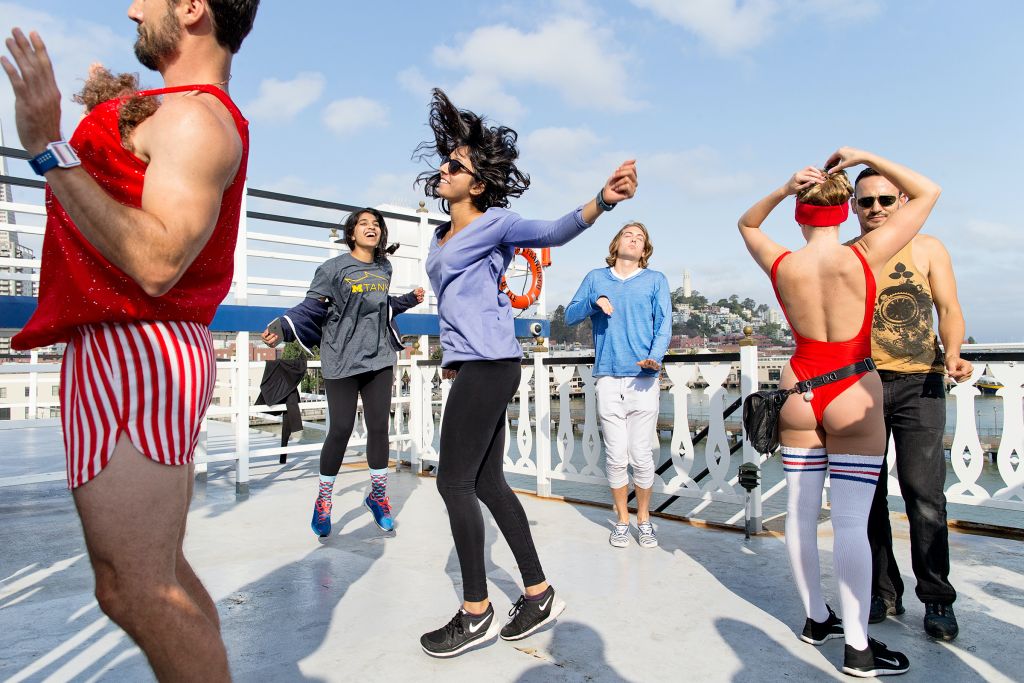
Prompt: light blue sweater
<box><xmin>426</xmin><ymin>207</ymin><xmax>591</xmax><ymax>366</ymax></box>
<box><xmin>565</xmin><ymin>267</ymin><xmax>672</xmax><ymax>377</ymax></box>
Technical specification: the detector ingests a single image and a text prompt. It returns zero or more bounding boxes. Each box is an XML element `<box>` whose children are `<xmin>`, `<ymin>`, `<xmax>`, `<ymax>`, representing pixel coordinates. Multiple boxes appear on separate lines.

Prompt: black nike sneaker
<box><xmin>869</xmin><ymin>595</ymin><xmax>905</xmax><ymax>624</ymax></box>
<box><xmin>799</xmin><ymin>604</ymin><xmax>844</xmax><ymax>645</ymax></box>
<box><xmin>500</xmin><ymin>586</ymin><xmax>566</xmax><ymax>641</ymax></box>
<box><xmin>842</xmin><ymin>638</ymin><xmax>910</xmax><ymax>677</ymax></box>
<box><xmin>420</xmin><ymin>605</ymin><xmax>499</xmax><ymax>657</ymax></box>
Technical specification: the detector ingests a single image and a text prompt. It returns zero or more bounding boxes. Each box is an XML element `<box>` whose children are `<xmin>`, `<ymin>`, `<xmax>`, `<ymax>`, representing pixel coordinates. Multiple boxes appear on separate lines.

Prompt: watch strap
<box><xmin>596</xmin><ymin>188</ymin><xmax>617</xmax><ymax>212</ymax></box>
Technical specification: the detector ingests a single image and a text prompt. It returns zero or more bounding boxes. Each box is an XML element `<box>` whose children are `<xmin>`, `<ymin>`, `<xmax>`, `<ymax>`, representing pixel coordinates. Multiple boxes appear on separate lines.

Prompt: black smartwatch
<box><xmin>596</xmin><ymin>188</ymin><xmax>617</xmax><ymax>212</ymax></box>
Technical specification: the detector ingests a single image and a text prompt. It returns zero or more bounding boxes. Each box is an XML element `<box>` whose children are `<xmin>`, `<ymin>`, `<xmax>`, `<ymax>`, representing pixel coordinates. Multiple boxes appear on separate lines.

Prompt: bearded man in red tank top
<box><xmin>2</xmin><ymin>2</ymin><xmax>259</xmax><ymax>680</ymax></box>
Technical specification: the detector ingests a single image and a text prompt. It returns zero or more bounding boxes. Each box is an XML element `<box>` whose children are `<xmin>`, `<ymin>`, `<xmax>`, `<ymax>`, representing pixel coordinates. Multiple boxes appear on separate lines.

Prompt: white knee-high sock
<box><xmin>828</xmin><ymin>453</ymin><xmax>884</xmax><ymax>651</ymax></box>
<box><xmin>782</xmin><ymin>446</ymin><xmax>829</xmax><ymax>623</ymax></box>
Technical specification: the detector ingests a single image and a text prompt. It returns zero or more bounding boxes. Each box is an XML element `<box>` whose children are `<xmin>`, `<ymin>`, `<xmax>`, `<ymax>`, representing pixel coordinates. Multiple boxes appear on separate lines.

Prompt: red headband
<box><xmin>795</xmin><ymin>201</ymin><xmax>849</xmax><ymax>227</ymax></box>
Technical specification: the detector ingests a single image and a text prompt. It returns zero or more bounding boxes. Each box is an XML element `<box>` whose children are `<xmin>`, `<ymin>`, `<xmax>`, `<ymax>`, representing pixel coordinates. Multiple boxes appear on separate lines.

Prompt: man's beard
<box><xmin>133</xmin><ymin>5</ymin><xmax>181</xmax><ymax>71</ymax></box>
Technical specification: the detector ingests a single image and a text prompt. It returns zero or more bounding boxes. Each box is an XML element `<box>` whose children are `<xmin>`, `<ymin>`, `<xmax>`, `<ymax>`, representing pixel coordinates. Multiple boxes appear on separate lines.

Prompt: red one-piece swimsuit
<box><xmin>770</xmin><ymin>245</ymin><xmax>877</xmax><ymax>426</ymax></box>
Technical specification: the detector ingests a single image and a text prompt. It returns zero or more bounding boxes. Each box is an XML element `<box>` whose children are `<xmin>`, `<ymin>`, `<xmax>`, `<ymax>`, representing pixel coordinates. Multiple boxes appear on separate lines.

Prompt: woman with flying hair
<box><xmin>565</xmin><ymin>221</ymin><xmax>671</xmax><ymax>550</ymax></box>
<box><xmin>416</xmin><ymin>88</ymin><xmax>637</xmax><ymax>657</ymax></box>
<box><xmin>738</xmin><ymin>148</ymin><xmax>940</xmax><ymax>678</ymax></box>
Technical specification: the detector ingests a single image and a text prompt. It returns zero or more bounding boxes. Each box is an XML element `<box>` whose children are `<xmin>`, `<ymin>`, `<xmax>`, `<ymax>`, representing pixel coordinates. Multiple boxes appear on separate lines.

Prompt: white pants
<box><xmin>596</xmin><ymin>375</ymin><xmax>660</xmax><ymax>489</ymax></box>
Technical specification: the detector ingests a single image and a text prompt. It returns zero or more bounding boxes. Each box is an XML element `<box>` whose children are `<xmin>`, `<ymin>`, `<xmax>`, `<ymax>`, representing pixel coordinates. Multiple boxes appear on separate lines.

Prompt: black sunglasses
<box><xmin>856</xmin><ymin>195</ymin><xmax>899</xmax><ymax>209</ymax></box>
<box><xmin>441</xmin><ymin>156</ymin><xmax>480</xmax><ymax>180</ymax></box>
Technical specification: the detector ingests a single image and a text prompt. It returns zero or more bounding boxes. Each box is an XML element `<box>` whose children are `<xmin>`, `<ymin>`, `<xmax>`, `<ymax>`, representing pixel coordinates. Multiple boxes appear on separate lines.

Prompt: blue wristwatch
<box><xmin>596</xmin><ymin>188</ymin><xmax>617</xmax><ymax>212</ymax></box>
<box><xmin>28</xmin><ymin>140</ymin><xmax>81</xmax><ymax>176</ymax></box>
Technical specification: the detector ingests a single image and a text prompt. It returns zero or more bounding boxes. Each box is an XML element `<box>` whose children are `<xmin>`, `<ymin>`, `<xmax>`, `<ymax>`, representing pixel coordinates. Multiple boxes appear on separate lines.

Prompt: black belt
<box><xmin>789</xmin><ymin>357</ymin><xmax>877</xmax><ymax>400</ymax></box>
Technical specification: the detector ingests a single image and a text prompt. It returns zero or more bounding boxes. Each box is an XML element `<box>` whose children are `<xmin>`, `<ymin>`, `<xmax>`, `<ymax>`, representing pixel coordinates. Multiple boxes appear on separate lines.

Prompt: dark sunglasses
<box><xmin>441</xmin><ymin>156</ymin><xmax>480</xmax><ymax>180</ymax></box>
<box><xmin>856</xmin><ymin>195</ymin><xmax>899</xmax><ymax>209</ymax></box>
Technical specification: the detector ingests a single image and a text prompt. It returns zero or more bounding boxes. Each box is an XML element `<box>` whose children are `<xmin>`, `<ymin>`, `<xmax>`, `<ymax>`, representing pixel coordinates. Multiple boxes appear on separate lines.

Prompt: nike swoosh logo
<box><xmin>877</xmin><ymin>656</ymin><xmax>901</xmax><ymax>667</ymax></box>
<box><xmin>539</xmin><ymin>595</ymin><xmax>553</xmax><ymax>611</ymax></box>
<box><xmin>468</xmin><ymin>613</ymin><xmax>492</xmax><ymax>634</ymax></box>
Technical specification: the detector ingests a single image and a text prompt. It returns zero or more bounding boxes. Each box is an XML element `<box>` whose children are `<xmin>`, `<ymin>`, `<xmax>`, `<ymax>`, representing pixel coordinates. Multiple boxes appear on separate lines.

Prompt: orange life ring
<box><xmin>499</xmin><ymin>247</ymin><xmax>544</xmax><ymax>309</ymax></box>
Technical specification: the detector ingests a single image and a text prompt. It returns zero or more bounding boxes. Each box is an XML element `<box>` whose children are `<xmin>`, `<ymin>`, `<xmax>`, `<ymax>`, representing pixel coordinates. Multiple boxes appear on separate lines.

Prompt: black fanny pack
<box><xmin>742</xmin><ymin>357</ymin><xmax>876</xmax><ymax>454</ymax></box>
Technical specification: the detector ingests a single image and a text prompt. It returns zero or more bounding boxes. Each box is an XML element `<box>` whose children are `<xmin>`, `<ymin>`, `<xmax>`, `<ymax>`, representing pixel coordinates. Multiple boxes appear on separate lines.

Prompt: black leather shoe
<box><xmin>924</xmin><ymin>603</ymin><xmax>959</xmax><ymax>641</ymax></box>
<box><xmin>869</xmin><ymin>595</ymin><xmax>905</xmax><ymax>624</ymax></box>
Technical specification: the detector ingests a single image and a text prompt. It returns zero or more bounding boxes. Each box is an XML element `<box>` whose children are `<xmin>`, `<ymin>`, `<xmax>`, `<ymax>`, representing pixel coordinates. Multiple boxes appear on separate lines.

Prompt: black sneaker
<box><xmin>869</xmin><ymin>595</ymin><xmax>905</xmax><ymax>624</ymax></box>
<box><xmin>842</xmin><ymin>638</ymin><xmax>910</xmax><ymax>677</ymax></box>
<box><xmin>420</xmin><ymin>605</ymin><xmax>499</xmax><ymax>657</ymax></box>
<box><xmin>924</xmin><ymin>603</ymin><xmax>959</xmax><ymax>641</ymax></box>
<box><xmin>799</xmin><ymin>604</ymin><xmax>844</xmax><ymax>645</ymax></box>
<box><xmin>499</xmin><ymin>586</ymin><xmax>566</xmax><ymax>641</ymax></box>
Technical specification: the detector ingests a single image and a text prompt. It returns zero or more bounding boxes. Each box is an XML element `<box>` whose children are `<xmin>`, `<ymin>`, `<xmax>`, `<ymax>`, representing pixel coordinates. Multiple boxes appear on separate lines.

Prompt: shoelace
<box><xmin>508</xmin><ymin>595</ymin><xmax>526</xmax><ymax>618</ymax></box>
<box><xmin>314</xmin><ymin>498</ymin><xmax>331</xmax><ymax>523</ymax></box>
<box><xmin>444</xmin><ymin>611</ymin><xmax>465</xmax><ymax>636</ymax></box>
<box><xmin>612</xmin><ymin>523</ymin><xmax>629</xmax><ymax>536</ymax></box>
<box><xmin>638</xmin><ymin>522</ymin><xmax>655</xmax><ymax>536</ymax></box>
<box><xmin>375</xmin><ymin>496</ymin><xmax>392</xmax><ymax>514</ymax></box>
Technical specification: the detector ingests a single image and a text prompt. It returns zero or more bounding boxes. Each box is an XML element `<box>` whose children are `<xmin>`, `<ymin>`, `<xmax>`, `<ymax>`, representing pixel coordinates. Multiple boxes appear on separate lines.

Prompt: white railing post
<box><xmin>28</xmin><ymin>349</ymin><xmax>38</xmax><ymax>419</ymax></box>
<box><xmin>408</xmin><ymin>357</ymin><xmax>423</xmax><ymax>472</ymax></box>
<box><xmin>739</xmin><ymin>335</ymin><xmax>761</xmax><ymax>533</ymax></box>
<box><xmin>533</xmin><ymin>351</ymin><xmax>552</xmax><ymax>497</ymax></box>
<box><xmin>234</xmin><ymin>332</ymin><xmax>251</xmax><ymax>495</ymax></box>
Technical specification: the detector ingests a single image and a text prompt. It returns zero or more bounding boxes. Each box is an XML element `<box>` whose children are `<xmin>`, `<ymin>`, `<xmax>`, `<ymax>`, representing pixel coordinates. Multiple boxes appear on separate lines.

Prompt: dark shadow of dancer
<box><xmin>514</xmin><ymin>620</ymin><xmax>633</xmax><ymax>683</ymax></box>
<box><xmin>216</xmin><ymin>485</ymin><xmax>394</xmax><ymax>681</ymax></box>
<box><xmin>715</xmin><ymin>617</ymin><xmax>830</xmax><ymax>682</ymax></box>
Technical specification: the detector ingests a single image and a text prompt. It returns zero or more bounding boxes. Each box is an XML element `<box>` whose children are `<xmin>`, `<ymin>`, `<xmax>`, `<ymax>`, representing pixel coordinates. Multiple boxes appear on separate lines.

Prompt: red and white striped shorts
<box><xmin>60</xmin><ymin>320</ymin><xmax>217</xmax><ymax>489</ymax></box>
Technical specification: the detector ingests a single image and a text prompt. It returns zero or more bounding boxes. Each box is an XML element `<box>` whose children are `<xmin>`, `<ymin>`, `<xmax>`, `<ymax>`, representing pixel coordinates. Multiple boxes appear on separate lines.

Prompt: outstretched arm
<box><xmin>737</xmin><ymin>167</ymin><xmax>823</xmax><ymax>273</ymax></box>
<box><xmin>503</xmin><ymin>160</ymin><xmax>638</xmax><ymax>247</ymax></box>
<box><xmin>829</xmin><ymin>147</ymin><xmax>941</xmax><ymax>270</ymax></box>
<box><xmin>565</xmin><ymin>273</ymin><xmax>600</xmax><ymax>326</ymax></box>
<box><xmin>390</xmin><ymin>287</ymin><xmax>425</xmax><ymax>315</ymax></box>
<box><xmin>2</xmin><ymin>29</ymin><xmax>242</xmax><ymax>298</ymax></box>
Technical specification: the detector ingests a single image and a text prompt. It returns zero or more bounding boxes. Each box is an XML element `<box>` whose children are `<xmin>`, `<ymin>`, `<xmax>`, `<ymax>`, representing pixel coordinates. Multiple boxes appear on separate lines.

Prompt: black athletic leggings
<box><xmin>320</xmin><ymin>366</ymin><xmax>393</xmax><ymax>476</ymax></box>
<box><xmin>437</xmin><ymin>359</ymin><xmax>545</xmax><ymax>602</ymax></box>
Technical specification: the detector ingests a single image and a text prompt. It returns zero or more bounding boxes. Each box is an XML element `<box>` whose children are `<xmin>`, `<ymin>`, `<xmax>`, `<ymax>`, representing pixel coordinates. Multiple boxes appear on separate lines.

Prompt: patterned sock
<box><xmin>828</xmin><ymin>453</ymin><xmax>884</xmax><ymax>651</ymax></box>
<box><xmin>781</xmin><ymin>446</ymin><xmax>830</xmax><ymax>623</ymax></box>
<box><xmin>369</xmin><ymin>468</ymin><xmax>388</xmax><ymax>501</ymax></box>
<box><xmin>318</xmin><ymin>474</ymin><xmax>335</xmax><ymax>502</ymax></box>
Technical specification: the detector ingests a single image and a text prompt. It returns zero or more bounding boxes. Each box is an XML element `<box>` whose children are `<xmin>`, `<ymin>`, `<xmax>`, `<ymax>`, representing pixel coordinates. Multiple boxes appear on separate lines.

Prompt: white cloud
<box><xmin>522</xmin><ymin>127</ymin><xmax>603</xmax><ymax>162</ymax></box>
<box><xmin>447</xmin><ymin>74</ymin><xmax>525</xmax><ymax>122</ymax></box>
<box><xmin>429</xmin><ymin>16</ymin><xmax>643</xmax><ymax>117</ymax></box>
<box><xmin>322</xmin><ymin>97</ymin><xmax>389</xmax><ymax>136</ymax></box>
<box><xmin>629</xmin><ymin>0</ymin><xmax>881</xmax><ymax>56</ymax></box>
<box><xmin>629</xmin><ymin>0</ymin><xmax>779</xmax><ymax>54</ymax></box>
<box><xmin>364</xmin><ymin>172</ymin><xmax>422</xmax><ymax>210</ymax></box>
<box><xmin>0</xmin><ymin>3</ymin><xmax>123</xmax><ymax>142</ymax></box>
<box><xmin>645</xmin><ymin>146</ymin><xmax>756</xmax><ymax>197</ymax></box>
<box><xmin>397</xmin><ymin>66</ymin><xmax>431</xmax><ymax>97</ymax></box>
<box><xmin>243</xmin><ymin>72</ymin><xmax>325</xmax><ymax>122</ymax></box>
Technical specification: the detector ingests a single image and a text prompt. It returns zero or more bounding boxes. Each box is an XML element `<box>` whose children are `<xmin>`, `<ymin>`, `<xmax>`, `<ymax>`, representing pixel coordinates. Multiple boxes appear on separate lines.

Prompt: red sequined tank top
<box><xmin>13</xmin><ymin>84</ymin><xmax>249</xmax><ymax>350</ymax></box>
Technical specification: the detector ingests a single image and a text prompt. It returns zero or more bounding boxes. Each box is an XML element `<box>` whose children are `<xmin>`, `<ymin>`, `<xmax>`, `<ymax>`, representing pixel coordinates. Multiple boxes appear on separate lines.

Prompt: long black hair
<box><xmin>414</xmin><ymin>88</ymin><xmax>530</xmax><ymax>214</ymax></box>
<box><xmin>341</xmin><ymin>208</ymin><xmax>393</xmax><ymax>262</ymax></box>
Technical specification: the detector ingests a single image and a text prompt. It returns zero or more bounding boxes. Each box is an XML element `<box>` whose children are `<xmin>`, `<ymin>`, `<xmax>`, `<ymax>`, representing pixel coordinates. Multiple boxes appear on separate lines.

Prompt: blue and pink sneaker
<box><xmin>311</xmin><ymin>497</ymin><xmax>332</xmax><ymax>537</ymax></box>
<box><xmin>364</xmin><ymin>495</ymin><xmax>394</xmax><ymax>532</ymax></box>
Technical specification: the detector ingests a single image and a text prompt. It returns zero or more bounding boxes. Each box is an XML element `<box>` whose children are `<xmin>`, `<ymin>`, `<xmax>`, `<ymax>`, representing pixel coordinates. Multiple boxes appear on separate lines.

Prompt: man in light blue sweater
<box><xmin>566</xmin><ymin>221</ymin><xmax>671</xmax><ymax>548</ymax></box>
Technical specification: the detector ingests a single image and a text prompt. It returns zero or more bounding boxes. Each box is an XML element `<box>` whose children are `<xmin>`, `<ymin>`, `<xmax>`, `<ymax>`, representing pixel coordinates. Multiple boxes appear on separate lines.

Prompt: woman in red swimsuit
<box><xmin>738</xmin><ymin>148</ymin><xmax>941</xmax><ymax>678</ymax></box>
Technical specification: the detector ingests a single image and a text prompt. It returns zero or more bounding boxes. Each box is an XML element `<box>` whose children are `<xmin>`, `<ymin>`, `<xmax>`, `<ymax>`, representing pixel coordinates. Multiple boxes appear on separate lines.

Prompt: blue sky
<box><xmin>2</xmin><ymin>0</ymin><xmax>1022</xmax><ymax>341</ymax></box>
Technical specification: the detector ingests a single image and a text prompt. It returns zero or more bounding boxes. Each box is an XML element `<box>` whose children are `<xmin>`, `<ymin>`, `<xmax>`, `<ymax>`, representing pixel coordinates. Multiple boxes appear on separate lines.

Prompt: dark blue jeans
<box><xmin>867</xmin><ymin>371</ymin><xmax>956</xmax><ymax>606</ymax></box>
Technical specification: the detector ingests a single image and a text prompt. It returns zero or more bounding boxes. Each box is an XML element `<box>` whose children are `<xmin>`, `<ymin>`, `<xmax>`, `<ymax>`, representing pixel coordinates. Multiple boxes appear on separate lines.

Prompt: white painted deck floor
<box><xmin>1</xmin><ymin>429</ymin><xmax>1022</xmax><ymax>682</ymax></box>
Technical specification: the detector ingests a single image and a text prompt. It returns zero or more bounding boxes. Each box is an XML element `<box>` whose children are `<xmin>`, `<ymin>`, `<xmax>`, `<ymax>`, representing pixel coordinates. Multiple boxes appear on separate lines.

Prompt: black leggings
<box><xmin>320</xmin><ymin>366</ymin><xmax>393</xmax><ymax>476</ymax></box>
<box><xmin>437</xmin><ymin>360</ymin><xmax>545</xmax><ymax>602</ymax></box>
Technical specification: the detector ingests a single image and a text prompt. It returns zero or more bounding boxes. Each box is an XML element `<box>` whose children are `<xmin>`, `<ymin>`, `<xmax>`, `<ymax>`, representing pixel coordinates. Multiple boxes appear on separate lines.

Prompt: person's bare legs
<box><xmin>73</xmin><ymin>436</ymin><xmax>229</xmax><ymax>681</ymax></box>
<box><xmin>610</xmin><ymin>484</ymin><xmax>630</xmax><ymax>524</ymax></box>
<box><xmin>175</xmin><ymin>463</ymin><xmax>220</xmax><ymax>631</ymax></box>
<box><xmin>634</xmin><ymin>485</ymin><xmax>652</xmax><ymax>523</ymax></box>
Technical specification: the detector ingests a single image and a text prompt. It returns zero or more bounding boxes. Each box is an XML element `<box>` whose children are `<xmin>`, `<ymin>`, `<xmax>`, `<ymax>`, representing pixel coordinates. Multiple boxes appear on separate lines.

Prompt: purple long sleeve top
<box><xmin>426</xmin><ymin>206</ymin><xmax>590</xmax><ymax>366</ymax></box>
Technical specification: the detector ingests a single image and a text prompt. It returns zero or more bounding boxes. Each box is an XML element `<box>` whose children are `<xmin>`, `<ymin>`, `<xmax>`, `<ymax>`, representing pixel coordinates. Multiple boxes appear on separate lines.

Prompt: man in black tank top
<box><xmin>852</xmin><ymin>168</ymin><xmax>973</xmax><ymax>642</ymax></box>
